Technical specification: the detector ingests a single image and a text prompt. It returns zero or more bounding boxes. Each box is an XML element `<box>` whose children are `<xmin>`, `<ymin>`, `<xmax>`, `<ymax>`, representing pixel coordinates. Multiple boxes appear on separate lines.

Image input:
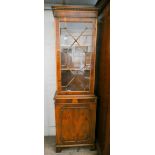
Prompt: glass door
<box><xmin>60</xmin><ymin>22</ymin><xmax>94</xmax><ymax>92</ymax></box>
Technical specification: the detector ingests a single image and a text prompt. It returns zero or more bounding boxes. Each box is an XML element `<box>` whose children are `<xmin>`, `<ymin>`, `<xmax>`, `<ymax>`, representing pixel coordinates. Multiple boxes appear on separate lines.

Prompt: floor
<box><xmin>44</xmin><ymin>136</ymin><xmax>98</xmax><ymax>155</ymax></box>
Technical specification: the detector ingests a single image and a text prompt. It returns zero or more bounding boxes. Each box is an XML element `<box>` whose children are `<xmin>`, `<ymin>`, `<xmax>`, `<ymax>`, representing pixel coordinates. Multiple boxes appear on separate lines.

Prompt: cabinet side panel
<box><xmin>55</xmin><ymin>104</ymin><xmax>63</xmax><ymax>144</ymax></box>
<box><xmin>55</xmin><ymin>18</ymin><xmax>61</xmax><ymax>92</ymax></box>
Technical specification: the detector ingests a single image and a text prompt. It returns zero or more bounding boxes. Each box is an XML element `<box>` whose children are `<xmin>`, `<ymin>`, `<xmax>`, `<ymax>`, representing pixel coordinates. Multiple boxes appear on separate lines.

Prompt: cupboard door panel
<box><xmin>61</xmin><ymin>106</ymin><xmax>91</xmax><ymax>144</ymax></box>
<box><xmin>55</xmin><ymin>102</ymin><xmax>96</xmax><ymax>146</ymax></box>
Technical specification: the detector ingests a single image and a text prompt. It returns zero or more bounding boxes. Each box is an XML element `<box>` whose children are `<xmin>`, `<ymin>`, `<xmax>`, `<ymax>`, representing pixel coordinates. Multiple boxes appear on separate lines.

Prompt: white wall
<box><xmin>44</xmin><ymin>10</ymin><xmax>56</xmax><ymax>136</ymax></box>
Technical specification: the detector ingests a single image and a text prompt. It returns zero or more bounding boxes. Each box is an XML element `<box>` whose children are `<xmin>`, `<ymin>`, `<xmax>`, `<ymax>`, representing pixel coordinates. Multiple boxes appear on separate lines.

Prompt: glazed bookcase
<box><xmin>52</xmin><ymin>5</ymin><xmax>98</xmax><ymax>152</ymax></box>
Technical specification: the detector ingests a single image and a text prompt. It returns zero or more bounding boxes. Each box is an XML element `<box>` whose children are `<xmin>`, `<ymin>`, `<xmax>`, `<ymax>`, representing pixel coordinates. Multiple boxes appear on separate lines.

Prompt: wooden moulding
<box><xmin>54</xmin><ymin>93</ymin><xmax>97</xmax><ymax>99</ymax></box>
<box><xmin>56</xmin><ymin>143</ymin><xmax>94</xmax><ymax>147</ymax></box>
<box><xmin>54</xmin><ymin>93</ymin><xmax>97</xmax><ymax>104</ymax></box>
<box><xmin>52</xmin><ymin>5</ymin><xmax>98</xmax><ymax>18</ymax></box>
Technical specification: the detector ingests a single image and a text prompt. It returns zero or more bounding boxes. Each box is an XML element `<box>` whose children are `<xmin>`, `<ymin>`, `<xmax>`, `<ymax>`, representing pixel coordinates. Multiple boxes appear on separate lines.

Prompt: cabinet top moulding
<box><xmin>51</xmin><ymin>5</ymin><xmax>98</xmax><ymax>18</ymax></box>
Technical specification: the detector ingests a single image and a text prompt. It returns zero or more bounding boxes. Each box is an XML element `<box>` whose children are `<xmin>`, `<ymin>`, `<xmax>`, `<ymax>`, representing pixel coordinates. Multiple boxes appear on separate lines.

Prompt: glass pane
<box><xmin>60</xmin><ymin>22</ymin><xmax>94</xmax><ymax>91</ymax></box>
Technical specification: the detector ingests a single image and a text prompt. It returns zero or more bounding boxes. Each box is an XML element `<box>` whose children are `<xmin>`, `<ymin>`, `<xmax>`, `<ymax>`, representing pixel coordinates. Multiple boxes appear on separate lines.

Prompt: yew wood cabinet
<box><xmin>52</xmin><ymin>5</ymin><xmax>98</xmax><ymax>152</ymax></box>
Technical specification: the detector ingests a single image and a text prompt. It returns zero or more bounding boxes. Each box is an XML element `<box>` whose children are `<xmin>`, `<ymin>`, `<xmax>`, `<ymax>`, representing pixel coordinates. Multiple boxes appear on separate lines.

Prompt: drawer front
<box><xmin>55</xmin><ymin>98</ymin><xmax>96</xmax><ymax>104</ymax></box>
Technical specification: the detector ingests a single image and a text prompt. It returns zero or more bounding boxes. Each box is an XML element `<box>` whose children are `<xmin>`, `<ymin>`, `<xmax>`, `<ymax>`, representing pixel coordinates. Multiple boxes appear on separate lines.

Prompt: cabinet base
<box><xmin>56</xmin><ymin>144</ymin><xmax>96</xmax><ymax>153</ymax></box>
<box><xmin>56</xmin><ymin>147</ymin><xmax>62</xmax><ymax>153</ymax></box>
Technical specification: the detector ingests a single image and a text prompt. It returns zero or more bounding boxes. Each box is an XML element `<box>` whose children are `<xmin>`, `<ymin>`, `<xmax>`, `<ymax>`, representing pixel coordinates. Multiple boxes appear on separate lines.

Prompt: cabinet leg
<box><xmin>90</xmin><ymin>144</ymin><xmax>96</xmax><ymax>151</ymax></box>
<box><xmin>56</xmin><ymin>147</ymin><xmax>62</xmax><ymax>153</ymax></box>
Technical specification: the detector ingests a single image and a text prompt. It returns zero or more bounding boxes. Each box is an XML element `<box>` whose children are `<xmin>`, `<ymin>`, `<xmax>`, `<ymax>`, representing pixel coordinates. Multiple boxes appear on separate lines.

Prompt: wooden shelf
<box><xmin>61</xmin><ymin>68</ymin><xmax>90</xmax><ymax>71</ymax></box>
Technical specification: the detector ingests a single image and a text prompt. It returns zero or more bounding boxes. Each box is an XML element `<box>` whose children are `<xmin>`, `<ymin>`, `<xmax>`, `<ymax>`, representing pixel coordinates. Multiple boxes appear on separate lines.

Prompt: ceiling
<box><xmin>44</xmin><ymin>0</ymin><xmax>98</xmax><ymax>10</ymax></box>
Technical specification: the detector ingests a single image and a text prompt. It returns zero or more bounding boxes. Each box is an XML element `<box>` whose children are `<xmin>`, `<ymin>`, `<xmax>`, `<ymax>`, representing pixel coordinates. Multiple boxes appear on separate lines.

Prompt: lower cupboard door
<box><xmin>60</xmin><ymin>105</ymin><xmax>92</xmax><ymax>144</ymax></box>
